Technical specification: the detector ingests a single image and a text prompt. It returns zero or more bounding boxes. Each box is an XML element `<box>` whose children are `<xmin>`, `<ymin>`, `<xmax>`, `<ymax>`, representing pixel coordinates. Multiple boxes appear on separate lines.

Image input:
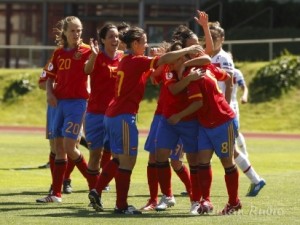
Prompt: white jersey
<box><xmin>230</xmin><ymin>68</ymin><xmax>246</xmax><ymax>123</ymax></box>
<box><xmin>211</xmin><ymin>49</ymin><xmax>234</xmax><ymax>95</ymax></box>
<box><xmin>231</xmin><ymin>68</ymin><xmax>246</xmax><ymax>103</ymax></box>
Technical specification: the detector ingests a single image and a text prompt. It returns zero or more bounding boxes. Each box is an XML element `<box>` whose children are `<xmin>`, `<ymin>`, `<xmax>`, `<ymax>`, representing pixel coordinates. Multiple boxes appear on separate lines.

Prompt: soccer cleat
<box><xmin>190</xmin><ymin>201</ymin><xmax>200</xmax><ymax>215</ymax></box>
<box><xmin>140</xmin><ymin>199</ymin><xmax>157</xmax><ymax>211</ymax></box>
<box><xmin>36</xmin><ymin>195</ymin><xmax>62</xmax><ymax>203</ymax></box>
<box><xmin>197</xmin><ymin>199</ymin><xmax>213</xmax><ymax>214</ymax></box>
<box><xmin>155</xmin><ymin>195</ymin><xmax>176</xmax><ymax>211</ymax></box>
<box><xmin>114</xmin><ymin>205</ymin><xmax>142</xmax><ymax>215</ymax></box>
<box><xmin>246</xmin><ymin>179</ymin><xmax>266</xmax><ymax>197</ymax></box>
<box><xmin>220</xmin><ymin>200</ymin><xmax>242</xmax><ymax>215</ymax></box>
<box><xmin>88</xmin><ymin>189</ymin><xmax>104</xmax><ymax>212</ymax></box>
<box><xmin>63</xmin><ymin>179</ymin><xmax>72</xmax><ymax>194</ymax></box>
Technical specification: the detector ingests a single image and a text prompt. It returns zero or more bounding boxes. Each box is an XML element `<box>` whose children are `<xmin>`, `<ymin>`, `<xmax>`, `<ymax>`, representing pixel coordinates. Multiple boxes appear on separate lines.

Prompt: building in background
<box><xmin>1</xmin><ymin>0</ymin><xmax>300</xmax><ymax>67</ymax></box>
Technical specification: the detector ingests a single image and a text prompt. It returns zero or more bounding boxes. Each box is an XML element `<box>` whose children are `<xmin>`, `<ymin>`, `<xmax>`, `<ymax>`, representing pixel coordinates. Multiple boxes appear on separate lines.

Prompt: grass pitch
<box><xmin>0</xmin><ymin>132</ymin><xmax>299</xmax><ymax>225</ymax></box>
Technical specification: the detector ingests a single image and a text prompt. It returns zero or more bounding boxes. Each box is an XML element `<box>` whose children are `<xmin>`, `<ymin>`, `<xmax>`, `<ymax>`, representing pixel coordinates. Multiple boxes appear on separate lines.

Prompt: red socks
<box><xmin>52</xmin><ymin>159</ymin><xmax>67</xmax><ymax>197</ymax></box>
<box><xmin>147</xmin><ymin>163</ymin><xmax>158</xmax><ymax>202</ymax></box>
<box><xmin>95</xmin><ymin>158</ymin><xmax>119</xmax><ymax>195</ymax></box>
<box><xmin>224</xmin><ymin>165</ymin><xmax>239</xmax><ymax>205</ymax></box>
<box><xmin>156</xmin><ymin>161</ymin><xmax>172</xmax><ymax>196</ymax></box>
<box><xmin>175</xmin><ymin>164</ymin><xmax>191</xmax><ymax>197</ymax></box>
<box><xmin>115</xmin><ymin>168</ymin><xmax>132</xmax><ymax>210</ymax></box>
<box><xmin>198</xmin><ymin>163</ymin><xmax>212</xmax><ymax>201</ymax></box>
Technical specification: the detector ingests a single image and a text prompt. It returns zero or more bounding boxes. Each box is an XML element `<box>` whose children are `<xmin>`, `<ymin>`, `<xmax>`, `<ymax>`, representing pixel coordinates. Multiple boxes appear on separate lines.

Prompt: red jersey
<box><xmin>87</xmin><ymin>50</ymin><xmax>123</xmax><ymax>114</ymax></box>
<box><xmin>162</xmin><ymin>66</ymin><xmax>197</xmax><ymax>121</ymax></box>
<box><xmin>151</xmin><ymin>66</ymin><xmax>166</xmax><ymax>115</ymax></box>
<box><xmin>186</xmin><ymin>64</ymin><xmax>235</xmax><ymax>128</ymax></box>
<box><xmin>105</xmin><ymin>54</ymin><xmax>159</xmax><ymax>116</ymax></box>
<box><xmin>45</xmin><ymin>44</ymin><xmax>91</xmax><ymax>100</ymax></box>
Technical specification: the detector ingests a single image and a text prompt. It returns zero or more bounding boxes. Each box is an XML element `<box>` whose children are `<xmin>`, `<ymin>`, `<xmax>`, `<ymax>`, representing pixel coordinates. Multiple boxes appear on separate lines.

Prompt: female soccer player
<box><xmin>38</xmin><ymin>73</ymin><xmax>75</xmax><ymax>195</ymax></box>
<box><xmin>36</xmin><ymin>16</ymin><xmax>94</xmax><ymax>203</ymax></box>
<box><xmin>84</xmin><ymin>23</ymin><xmax>123</xmax><ymax>201</ymax></box>
<box><xmin>209</xmin><ymin>22</ymin><xmax>265</xmax><ymax>197</ymax></box>
<box><xmin>168</xmin><ymin>60</ymin><xmax>243</xmax><ymax>215</ymax></box>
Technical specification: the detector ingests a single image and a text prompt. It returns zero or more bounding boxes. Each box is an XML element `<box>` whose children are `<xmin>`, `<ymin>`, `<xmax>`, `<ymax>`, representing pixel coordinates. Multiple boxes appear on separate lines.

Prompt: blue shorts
<box><xmin>144</xmin><ymin>115</ymin><xmax>183</xmax><ymax>160</ymax></box>
<box><xmin>52</xmin><ymin>99</ymin><xmax>87</xmax><ymax>140</ymax></box>
<box><xmin>104</xmin><ymin>114</ymin><xmax>138</xmax><ymax>156</ymax></box>
<box><xmin>46</xmin><ymin>104</ymin><xmax>56</xmax><ymax>140</ymax></box>
<box><xmin>198</xmin><ymin>118</ymin><xmax>238</xmax><ymax>158</ymax></box>
<box><xmin>84</xmin><ymin>113</ymin><xmax>110</xmax><ymax>151</ymax></box>
<box><xmin>156</xmin><ymin>116</ymin><xmax>198</xmax><ymax>154</ymax></box>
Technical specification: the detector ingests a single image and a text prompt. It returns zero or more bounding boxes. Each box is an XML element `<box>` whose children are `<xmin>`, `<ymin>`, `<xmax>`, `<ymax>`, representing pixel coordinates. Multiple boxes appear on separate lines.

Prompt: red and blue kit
<box><xmin>104</xmin><ymin>54</ymin><xmax>159</xmax><ymax>156</ymax></box>
<box><xmin>105</xmin><ymin>54</ymin><xmax>159</xmax><ymax>117</ymax></box>
<box><xmin>187</xmin><ymin>64</ymin><xmax>235</xmax><ymax>128</ymax></box>
<box><xmin>45</xmin><ymin>44</ymin><xmax>91</xmax><ymax>140</ymax></box>
<box><xmin>45</xmin><ymin>44</ymin><xmax>91</xmax><ymax>100</ymax></box>
<box><xmin>186</xmin><ymin>64</ymin><xmax>238</xmax><ymax>158</ymax></box>
<box><xmin>85</xmin><ymin>50</ymin><xmax>123</xmax><ymax>150</ymax></box>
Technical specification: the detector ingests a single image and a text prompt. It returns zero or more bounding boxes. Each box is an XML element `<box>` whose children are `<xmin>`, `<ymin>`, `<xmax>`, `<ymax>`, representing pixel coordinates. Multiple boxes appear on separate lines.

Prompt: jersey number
<box><xmin>116</xmin><ymin>71</ymin><xmax>125</xmax><ymax>96</ymax></box>
<box><xmin>66</xmin><ymin>122</ymin><xmax>81</xmax><ymax>135</ymax></box>
<box><xmin>221</xmin><ymin>142</ymin><xmax>228</xmax><ymax>153</ymax></box>
<box><xmin>58</xmin><ymin>59</ymin><xmax>71</xmax><ymax>70</ymax></box>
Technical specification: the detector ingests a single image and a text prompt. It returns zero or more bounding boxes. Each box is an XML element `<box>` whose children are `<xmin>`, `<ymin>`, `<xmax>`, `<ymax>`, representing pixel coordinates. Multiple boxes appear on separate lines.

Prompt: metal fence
<box><xmin>1</xmin><ymin>38</ymin><xmax>300</xmax><ymax>68</ymax></box>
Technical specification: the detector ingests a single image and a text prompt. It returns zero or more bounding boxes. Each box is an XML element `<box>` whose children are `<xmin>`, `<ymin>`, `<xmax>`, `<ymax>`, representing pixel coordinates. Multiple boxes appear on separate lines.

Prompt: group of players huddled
<box><xmin>36</xmin><ymin>10</ymin><xmax>266</xmax><ymax>215</ymax></box>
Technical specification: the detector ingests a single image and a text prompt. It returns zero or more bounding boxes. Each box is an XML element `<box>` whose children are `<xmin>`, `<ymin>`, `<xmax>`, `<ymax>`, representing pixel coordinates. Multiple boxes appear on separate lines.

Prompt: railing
<box><xmin>224</xmin><ymin>38</ymin><xmax>300</xmax><ymax>61</ymax></box>
<box><xmin>1</xmin><ymin>37</ymin><xmax>300</xmax><ymax>68</ymax></box>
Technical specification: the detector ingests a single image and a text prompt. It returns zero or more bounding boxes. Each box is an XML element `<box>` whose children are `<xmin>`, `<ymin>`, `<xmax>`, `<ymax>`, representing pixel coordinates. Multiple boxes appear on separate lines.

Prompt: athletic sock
<box><xmin>52</xmin><ymin>159</ymin><xmax>67</xmax><ymax>198</ymax></box>
<box><xmin>86</xmin><ymin>168</ymin><xmax>100</xmax><ymax>190</ymax></box>
<box><xmin>95</xmin><ymin>158</ymin><xmax>119</xmax><ymax>195</ymax></box>
<box><xmin>64</xmin><ymin>156</ymin><xmax>75</xmax><ymax>180</ymax></box>
<box><xmin>174</xmin><ymin>164</ymin><xmax>191</xmax><ymax>197</ymax></box>
<box><xmin>189</xmin><ymin>165</ymin><xmax>201</xmax><ymax>202</ymax></box>
<box><xmin>147</xmin><ymin>163</ymin><xmax>158</xmax><ymax>202</ymax></box>
<box><xmin>115</xmin><ymin>168</ymin><xmax>132</xmax><ymax>210</ymax></box>
<box><xmin>156</xmin><ymin>161</ymin><xmax>172</xmax><ymax>197</ymax></box>
<box><xmin>224</xmin><ymin>165</ymin><xmax>239</xmax><ymax>205</ymax></box>
<box><xmin>198</xmin><ymin>163</ymin><xmax>212</xmax><ymax>201</ymax></box>
<box><xmin>235</xmin><ymin>152</ymin><xmax>260</xmax><ymax>184</ymax></box>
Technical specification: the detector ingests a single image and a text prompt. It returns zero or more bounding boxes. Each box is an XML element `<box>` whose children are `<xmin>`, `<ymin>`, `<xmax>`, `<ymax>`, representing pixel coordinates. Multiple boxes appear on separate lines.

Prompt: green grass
<box><xmin>0</xmin><ymin>132</ymin><xmax>300</xmax><ymax>225</ymax></box>
<box><xmin>1</xmin><ymin>65</ymin><xmax>300</xmax><ymax>132</ymax></box>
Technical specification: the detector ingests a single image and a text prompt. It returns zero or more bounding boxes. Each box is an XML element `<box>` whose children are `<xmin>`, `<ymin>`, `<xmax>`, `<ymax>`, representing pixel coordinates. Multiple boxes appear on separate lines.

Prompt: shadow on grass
<box><xmin>23</xmin><ymin>208</ymin><xmax>220</xmax><ymax>218</ymax></box>
<box><xmin>0</xmin><ymin>191</ymin><xmax>50</xmax><ymax>196</ymax></box>
<box><xmin>0</xmin><ymin>201</ymin><xmax>219</xmax><ymax>218</ymax></box>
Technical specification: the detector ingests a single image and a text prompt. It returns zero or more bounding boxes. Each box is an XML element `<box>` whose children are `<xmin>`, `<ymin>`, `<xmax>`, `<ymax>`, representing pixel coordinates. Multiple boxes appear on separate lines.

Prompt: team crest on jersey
<box><xmin>47</xmin><ymin>63</ymin><xmax>53</xmax><ymax>71</ymax></box>
<box><xmin>73</xmin><ymin>51</ymin><xmax>82</xmax><ymax>60</ymax></box>
<box><xmin>166</xmin><ymin>72</ymin><xmax>173</xmax><ymax>80</ymax></box>
<box><xmin>40</xmin><ymin>70</ymin><xmax>47</xmax><ymax>78</ymax></box>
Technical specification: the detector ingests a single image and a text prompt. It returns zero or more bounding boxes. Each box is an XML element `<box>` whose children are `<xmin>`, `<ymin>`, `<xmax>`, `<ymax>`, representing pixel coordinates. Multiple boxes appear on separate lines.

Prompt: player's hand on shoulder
<box><xmin>187</xmin><ymin>68</ymin><xmax>205</xmax><ymax>81</ymax></box>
